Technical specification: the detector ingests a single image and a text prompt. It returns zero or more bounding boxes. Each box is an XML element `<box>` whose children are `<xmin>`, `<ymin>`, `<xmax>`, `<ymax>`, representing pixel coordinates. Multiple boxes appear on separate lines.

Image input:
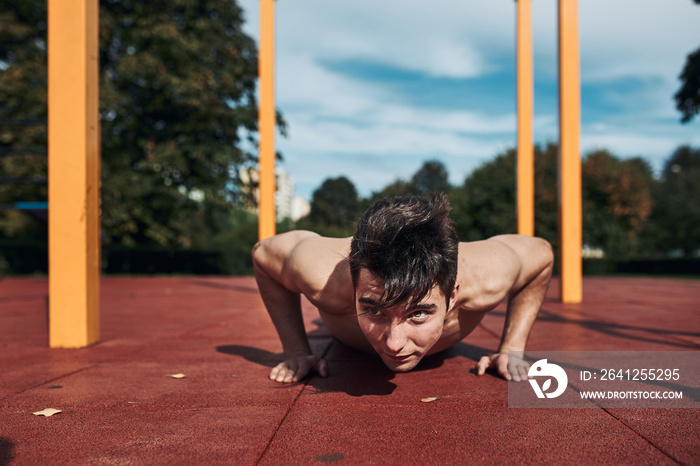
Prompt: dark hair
<box><xmin>349</xmin><ymin>194</ymin><xmax>459</xmax><ymax>309</ymax></box>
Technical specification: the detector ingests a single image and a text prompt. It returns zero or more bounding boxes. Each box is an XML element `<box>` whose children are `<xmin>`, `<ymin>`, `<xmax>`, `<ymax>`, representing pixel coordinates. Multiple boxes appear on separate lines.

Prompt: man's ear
<box><xmin>449</xmin><ymin>285</ymin><xmax>459</xmax><ymax>309</ymax></box>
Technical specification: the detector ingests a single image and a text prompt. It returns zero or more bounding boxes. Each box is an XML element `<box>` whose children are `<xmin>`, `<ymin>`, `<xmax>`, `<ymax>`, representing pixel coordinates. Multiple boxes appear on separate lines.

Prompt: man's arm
<box><xmin>252</xmin><ymin>231</ymin><xmax>328</xmax><ymax>383</ymax></box>
<box><xmin>476</xmin><ymin>235</ymin><xmax>554</xmax><ymax>381</ymax></box>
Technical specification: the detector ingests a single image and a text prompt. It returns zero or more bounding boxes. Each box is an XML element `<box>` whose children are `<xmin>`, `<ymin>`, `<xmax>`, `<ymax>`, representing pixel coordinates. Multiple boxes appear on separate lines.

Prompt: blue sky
<box><xmin>237</xmin><ymin>0</ymin><xmax>700</xmax><ymax>201</ymax></box>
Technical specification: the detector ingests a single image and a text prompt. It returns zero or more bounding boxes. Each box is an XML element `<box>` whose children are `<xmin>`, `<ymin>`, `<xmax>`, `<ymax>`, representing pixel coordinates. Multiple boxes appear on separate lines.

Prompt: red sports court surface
<box><xmin>1</xmin><ymin>276</ymin><xmax>698</xmax><ymax>465</ymax></box>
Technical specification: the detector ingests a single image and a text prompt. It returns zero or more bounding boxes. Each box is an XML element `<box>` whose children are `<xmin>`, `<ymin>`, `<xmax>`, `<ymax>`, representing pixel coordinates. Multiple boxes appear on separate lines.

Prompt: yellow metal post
<box><xmin>516</xmin><ymin>0</ymin><xmax>535</xmax><ymax>237</ymax></box>
<box><xmin>258</xmin><ymin>0</ymin><xmax>276</xmax><ymax>240</ymax></box>
<box><xmin>558</xmin><ymin>0</ymin><xmax>583</xmax><ymax>303</ymax></box>
<box><xmin>48</xmin><ymin>0</ymin><xmax>101</xmax><ymax>347</ymax></box>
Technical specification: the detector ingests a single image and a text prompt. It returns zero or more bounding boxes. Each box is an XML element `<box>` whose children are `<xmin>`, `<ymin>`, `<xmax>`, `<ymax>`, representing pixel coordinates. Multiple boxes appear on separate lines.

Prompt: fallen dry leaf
<box><xmin>170</xmin><ymin>373</ymin><xmax>186</xmax><ymax>379</ymax></box>
<box><xmin>32</xmin><ymin>408</ymin><xmax>62</xmax><ymax>417</ymax></box>
<box><xmin>420</xmin><ymin>396</ymin><xmax>441</xmax><ymax>403</ymax></box>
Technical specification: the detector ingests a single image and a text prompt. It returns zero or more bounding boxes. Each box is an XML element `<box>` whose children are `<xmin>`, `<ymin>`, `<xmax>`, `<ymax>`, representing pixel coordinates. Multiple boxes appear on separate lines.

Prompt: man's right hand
<box><xmin>269</xmin><ymin>355</ymin><xmax>328</xmax><ymax>383</ymax></box>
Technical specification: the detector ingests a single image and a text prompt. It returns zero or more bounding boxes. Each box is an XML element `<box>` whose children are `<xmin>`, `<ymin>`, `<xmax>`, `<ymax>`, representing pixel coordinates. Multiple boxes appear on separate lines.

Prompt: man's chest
<box><xmin>316</xmin><ymin>305</ymin><xmax>375</xmax><ymax>354</ymax></box>
<box><xmin>428</xmin><ymin>307</ymin><xmax>489</xmax><ymax>354</ymax></box>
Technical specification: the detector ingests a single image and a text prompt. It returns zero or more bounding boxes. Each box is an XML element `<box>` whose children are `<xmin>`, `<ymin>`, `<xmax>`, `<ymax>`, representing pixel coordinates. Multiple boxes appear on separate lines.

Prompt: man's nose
<box><xmin>385</xmin><ymin>323</ymin><xmax>407</xmax><ymax>353</ymax></box>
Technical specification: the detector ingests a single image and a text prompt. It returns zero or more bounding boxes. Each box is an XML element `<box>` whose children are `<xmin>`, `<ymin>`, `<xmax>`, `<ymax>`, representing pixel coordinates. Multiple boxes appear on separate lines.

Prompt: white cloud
<box><xmin>276</xmin><ymin>54</ymin><xmax>382</xmax><ymax>116</ymax></box>
<box><xmin>237</xmin><ymin>0</ymin><xmax>700</xmax><ymax>199</ymax></box>
<box><xmin>578</xmin><ymin>2</ymin><xmax>700</xmax><ymax>82</ymax></box>
<box><xmin>280</xmin><ymin>114</ymin><xmax>510</xmax><ymax>158</ymax></box>
<box><xmin>244</xmin><ymin>0</ymin><xmax>515</xmax><ymax>79</ymax></box>
<box><xmin>274</xmin><ymin>53</ymin><xmax>516</xmax><ymax>157</ymax></box>
<box><xmin>583</xmin><ymin>124</ymin><xmax>700</xmax><ymax>156</ymax></box>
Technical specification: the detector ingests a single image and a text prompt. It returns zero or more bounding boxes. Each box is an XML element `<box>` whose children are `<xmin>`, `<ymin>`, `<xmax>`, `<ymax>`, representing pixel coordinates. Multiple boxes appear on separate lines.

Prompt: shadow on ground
<box><xmin>0</xmin><ymin>438</ymin><xmax>15</xmax><ymax>466</ymax></box>
<box><xmin>216</xmin><ymin>341</ymin><xmax>496</xmax><ymax>398</ymax></box>
<box><xmin>490</xmin><ymin>307</ymin><xmax>700</xmax><ymax>349</ymax></box>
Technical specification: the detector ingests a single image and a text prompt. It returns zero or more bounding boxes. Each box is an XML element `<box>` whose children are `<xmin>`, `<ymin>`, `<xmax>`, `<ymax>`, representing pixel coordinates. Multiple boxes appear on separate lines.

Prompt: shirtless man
<box><xmin>252</xmin><ymin>194</ymin><xmax>554</xmax><ymax>383</ymax></box>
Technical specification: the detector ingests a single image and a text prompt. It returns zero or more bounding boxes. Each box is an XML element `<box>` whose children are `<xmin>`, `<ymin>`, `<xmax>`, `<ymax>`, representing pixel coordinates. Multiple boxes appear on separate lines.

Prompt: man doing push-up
<box><xmin>252</xmin><ymin>194</ymin><xmax>554</xmax><ymax>383</ymax></box>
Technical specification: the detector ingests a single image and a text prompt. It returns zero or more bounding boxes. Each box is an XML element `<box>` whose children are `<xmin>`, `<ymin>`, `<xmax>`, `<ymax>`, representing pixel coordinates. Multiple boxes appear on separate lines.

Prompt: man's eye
<box><xmin>363</xmin><ymin>308</ymin><xmax>382</xmax><ymax>318</ymax></box>
<box><xmin>411</xmin><ymin>311</ymin><xmax>429</xmax><ymax>322</ymax></box>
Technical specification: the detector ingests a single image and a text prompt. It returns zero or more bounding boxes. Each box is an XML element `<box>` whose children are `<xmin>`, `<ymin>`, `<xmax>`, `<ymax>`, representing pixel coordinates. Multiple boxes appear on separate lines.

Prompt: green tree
<box><xmin>451</xmin><ymin>149</ymin><xmax>517</xmax><ymax>242</ymax></box>
<box><xmin>365</xmin><ymin>178</ymin><xmax>413</xmax><ymax>208</ymax></box>
<box><xmin>533</xmin><ymin>143</ymin><xmax>559</xmax><ymax>252</ymax></box>
<box><xmin>674</xmin><ymin>0</ymin><xmax>700</xmax><ymax>123</ymax></box>
<box><xmin>647</xmin><ymin>145</ymin><xmax>700</xmax><ymax>256</ymax></box>
<box><xmin>409</xmin><ymin>159</ymin><xmax>451</xmax><ymax>195</ymax></box>
<box><xmin>209</xmin><ymin>207</ymin><xmax>259</xmax><ymax>274</ymax></box>
<box><xmin>449</xmin><ymin>144</ymin><xmax>558</xmax><ymax>247</ymax></box>
<box><xmin>300</xmin><ymin>176</ymin><xmax>360</xmax><ymax>237</ymax></box>
<box><xmin>581</xmin><ymin>150</ymin><xmax>655</xmax><ymax>258</ymax></box>
<box><xmin>449</xmin><ymin>143</ymin><xmax>655</xmax><ymax>259</ymax></box>
<box><xmin>0</xmin><ymin>4</ymin><xmax>49</xmax><ymax>241</ymax></box>
<box><xmin>675</xmin><ymin>48</ymin><xmax>700</xmax><ymax>123</ymax></box>
<box><xmin>367</xmin><ymin>159</ymin><xmax>451</xmax><ymax>206</ymax></box>
<box><xmin>0</xmin><ymin>0</ymin><xmax>284</xmax><ymax>250</ymax></box>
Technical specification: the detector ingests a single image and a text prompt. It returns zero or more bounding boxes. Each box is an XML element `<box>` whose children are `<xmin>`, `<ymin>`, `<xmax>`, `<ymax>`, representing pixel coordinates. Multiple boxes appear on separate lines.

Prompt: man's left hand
<box><xmin>476</xmin><ymin>352</ymin><xmax>530</xmax><ymax>381</ymax></box>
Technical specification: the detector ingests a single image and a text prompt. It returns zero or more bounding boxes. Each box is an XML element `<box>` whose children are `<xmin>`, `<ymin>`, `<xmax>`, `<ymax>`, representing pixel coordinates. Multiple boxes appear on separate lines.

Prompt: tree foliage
<box><xmin>0</xmin><ymin>0</ymin><xmax>282</xmax><ymax>249</ymax></box>
<box><xmin>674</xmin><ymin>0</ymin><xmax>700</xmax><ymax>123</ymax></box>
<box><xmin>451</xmin><ymin>149</ymin><xmax>517</xmax><ymax>242</ymax></box>
<box><xmin>0</xmin><ymin>3</ymin><xmax>49</xmax><ymax>240</ymax></box>
<box><xmin>303</xmin><ymin>160</ymin><xmax>453</xmax><ymax>238</ymax></box>
<box><xmin>675</xmin><ymin>47</ymin><xmax>700</xmax><ymax>123</ymax></box>
<box><xmin>582</xmin><ymin>150</ymin><xmax>655</xmax><ymax>257</ymax></box>
<box><xmin>367</xmin><ymin>159</ymin><xmax>451</xmax><ymax>205</ymax></box>
<box><xmin>410</xmin><ymin>159</ymin><xmax>451</xmax><ymax>195</ymax></box>
<box><xmin>445</xmin><ymin>143</ymin><xmax>657</xmax><ymax>259</ymax></box>
<box><xmin>366</xmin><ymin>178</ymin><xmax>413</xmax><ymax>206</ymax></box>
<box><xmin>299</xmin><ymin>176</ymin><xmax>360</xmax><ymax>237</ymax></box>
<box><xmin>1</xmin><ymin>0</ymin><xmax>695</xmax><ymax>271</ymax></box>
<box><xmin>533</xmin><ymin>144</ymin><xmax>559</xmax><ymax>252</ymax></box>
<box><xmin>647</xmin><ymin>145</ymin><xmax>700</xmax><ymax>256</ymax></box>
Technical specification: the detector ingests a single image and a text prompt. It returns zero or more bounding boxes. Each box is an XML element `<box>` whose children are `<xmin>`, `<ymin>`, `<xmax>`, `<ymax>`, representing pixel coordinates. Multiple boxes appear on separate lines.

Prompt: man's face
<box><xmin>354</xmin><ymin>269</ymin><xmax>454</xmax><ymax>372</ymax></box>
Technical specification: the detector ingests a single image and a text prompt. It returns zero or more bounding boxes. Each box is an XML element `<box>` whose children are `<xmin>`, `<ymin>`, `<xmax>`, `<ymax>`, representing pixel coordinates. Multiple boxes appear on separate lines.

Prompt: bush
<box><xmin>0</xmin><ymin>239</ymin><xmax>47</xmax><ymax>274</ymax></box>
<box><xmin>582</xmin><ymin>258</ymin><xmax>700</xmax><ymax>276</ymax></box>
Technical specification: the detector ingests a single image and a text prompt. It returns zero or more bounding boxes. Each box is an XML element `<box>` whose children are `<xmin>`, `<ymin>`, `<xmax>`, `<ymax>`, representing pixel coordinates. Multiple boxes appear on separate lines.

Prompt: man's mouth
<box><xmin>383</xmin><ymin>353</ymin><xmax>413</xmax><ymax>362</ymax></box>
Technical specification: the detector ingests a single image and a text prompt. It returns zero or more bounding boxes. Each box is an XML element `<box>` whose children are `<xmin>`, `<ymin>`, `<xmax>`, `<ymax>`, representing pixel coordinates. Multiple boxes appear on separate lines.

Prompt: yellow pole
<box><xmin>258</xmin><ymin>0</ymin><xmax>276</xmax><ymax>240</ymax></box>
<box><xmin>516</xmin><ymin>0</ymin><xmax>535</xmax><ymax>237</ymax></box>
<box><xmin>48</xmin><ymin>0</ymin><xmax>101</xmax><ymax>347</ymax></box>
<box><xmin>558</xmin><ymin>0</ymin><xmax>582</xmax><ymax>303</ymax></box>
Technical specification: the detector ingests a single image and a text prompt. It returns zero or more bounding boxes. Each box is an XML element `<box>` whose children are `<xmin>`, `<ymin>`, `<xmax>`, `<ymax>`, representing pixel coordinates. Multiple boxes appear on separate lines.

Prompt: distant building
<box><xmin>238</xmin><ymin>167</ymin><xmax>310</xmax><ymax>222</ymax></box>
<box><xmin>275</xmin><ymin>168</ymin><xmax>295</xmax><ymax>221</ymax></box>
<box><xmin>582</xmin><ymin>245</ymin><xmax>605</xmax><ymax>259</ymax></box>
<box><xmin>291</xmin><ymin>196</ymin><xmax>311</xmax><ymax>221</ymax></box>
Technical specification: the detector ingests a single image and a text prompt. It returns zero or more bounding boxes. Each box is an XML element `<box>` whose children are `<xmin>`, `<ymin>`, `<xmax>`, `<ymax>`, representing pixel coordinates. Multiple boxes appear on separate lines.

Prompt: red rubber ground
<box><xmin>1</xmin><ymin>276</ymin><xmax>698</xmax><ymax>465</ymax></box>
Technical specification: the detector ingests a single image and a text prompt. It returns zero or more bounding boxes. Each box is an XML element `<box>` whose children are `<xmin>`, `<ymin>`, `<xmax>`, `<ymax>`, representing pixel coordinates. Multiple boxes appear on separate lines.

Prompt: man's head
<box><xmin>348</xmin><ymin>194</ymin><xmax>459</xmax><ymax>371</ymax></box>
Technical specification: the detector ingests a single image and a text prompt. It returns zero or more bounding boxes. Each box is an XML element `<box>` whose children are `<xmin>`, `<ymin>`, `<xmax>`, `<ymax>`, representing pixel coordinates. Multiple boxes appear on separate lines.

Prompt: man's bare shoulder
<box><xmin>458</xmin><ymin>236</ymin><xmax>522</xmax><ymax>261</ymax></box>
<box><xmin>280</xmin><ymin>231</ymin><xmax>353</xmax><ymax>304</ymax></box>
<box><xmin>455</xmin><ymin>237</ymin><xmax>522</xmax><ymax>311</ymax></box>
<box><xmin>285</xmin><ymin>232</ymin><xmax>351</xmax><ymax>271</ymax></box>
